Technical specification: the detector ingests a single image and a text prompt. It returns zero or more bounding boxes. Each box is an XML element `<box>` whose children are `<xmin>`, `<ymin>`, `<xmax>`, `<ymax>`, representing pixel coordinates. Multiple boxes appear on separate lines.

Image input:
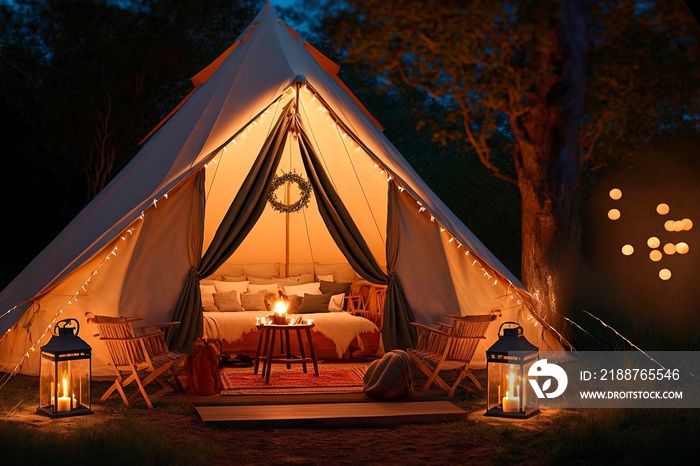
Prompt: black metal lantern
<box><xmin>37</xmin><ymin>319</ymin><xmax>93</xmax><ymax>417</ymax></box>
<box><xmin>485</xmin><ymin>322</ymin><xmax>539</xmax><ymax>418</ymax></box>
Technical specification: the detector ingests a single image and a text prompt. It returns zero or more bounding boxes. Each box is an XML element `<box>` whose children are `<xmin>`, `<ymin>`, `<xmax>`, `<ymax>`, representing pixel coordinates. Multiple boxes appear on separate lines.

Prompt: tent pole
<box><xmin>285</xmin><ymin>180</ymin><xmax>290</xmax><ymax>277</ymax></box>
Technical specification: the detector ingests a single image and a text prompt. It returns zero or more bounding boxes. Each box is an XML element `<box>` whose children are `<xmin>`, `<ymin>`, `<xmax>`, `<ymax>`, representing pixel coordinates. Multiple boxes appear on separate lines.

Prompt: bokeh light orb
<box><xmin>673</xmin><ymin>221</ymin><xmax>684</xmax><ymax>232</ymax></box>
<box><xmin>682</xmin><ymin>218</ymin><xmax>693</xmax><ymax>231</ymax></box>
<box><xmin>664</xmin><ymin>220</ymin><xmax>675</xmax><ymax>231</ymax></box>
<box><xmin>608</xmin><ymin>209</ymin><xmax>621</xmax><ymax>220</ymax></box>
<box><xmin>649</xmin><ymin>250</ymin><xmax>662</xmax><ymax>262</ymax></box>
<box><xmin>659</xmin><ymin>269</ymin><xmax>672</xmax><ymax>280</ymax></box>
<box><xmin>621</xmin><ymin>245</ymin><xmax>634</xmax><ymax>256</ymax></box>
<box><xmin>663</xmin><ymin>243</ymin><xmax>677</xmax><ymax>255</ymax></box>
<box><xmin>647</xmin><ymin>237</ymin><xmax>660</xmax><ymax>248</ymax></box>
<box><xmin>656</xmin><ymin>203</ymin><xmax>670</xmax><ymax>215</ymax></box>
<box><xmin>676</xmin><ymin>242</ymin><xmax>689</xmax><ymax>255</ymax></box>
<box><xmin>609</xmin><ymin>188</ymin><xmax>622</xmax><ymax>200</ymax></box>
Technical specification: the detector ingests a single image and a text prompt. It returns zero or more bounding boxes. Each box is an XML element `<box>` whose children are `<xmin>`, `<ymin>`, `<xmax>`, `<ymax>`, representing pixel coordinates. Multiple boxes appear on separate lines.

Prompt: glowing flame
<box><xmin>61</xmin><ymin>372</ymin><xmax>69</xmax><ymax>397</ymax></box>
<box><xmin>273</xmin><ymin>299</ymin><xmax>288</xmax><ymax>315</ymax></box>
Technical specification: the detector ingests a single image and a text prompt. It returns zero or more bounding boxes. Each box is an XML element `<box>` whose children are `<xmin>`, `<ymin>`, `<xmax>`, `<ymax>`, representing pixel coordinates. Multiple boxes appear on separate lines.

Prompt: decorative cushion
<box><xmin>240</xmin><ymin>292</ymin><xmax>268</xmax><ymax>311</ymax></box>
<box><xmin>248</xmin><ymin>276</ymin><xmax>282</xmax><ymax>285</ymax></box>
<box><xmin>200</xmin><ymin>279</ymin><xmax>217</xmax><ymax>286</ymax></box>
<box><xmin>289</xmin><ymin>273</ymin><xmax>315</xmax><ymax>284</ymax></box>
<box><xmin>213</xmin><ymin>291</ymin><xmax>244</xmax><ymax>312</ymax></box>
<box><xmin>242</xmin><ymin>263</ymin><xmax>280</xmax><ymax>278</ymax></box>
<box><xmin>320</xmin><ymin>280</ymin><xmax>352</xmax><ymax>295</ymax></box>
<box><xmin>213</xmin><ymin>264</ymin><xmax>245</xmax><ymax>278</ymax></box>
<box><xmin>222</xmin><ymin>274</ymin><xmax>247</xmax><ymax>282</ymax></box>
<box><xmin>316</xmin><ymin>274</ymin><xmax>334</xmax><ymax>282</ymax></box>
<box><xmin>315</xmin><ymin>263</ymin><xmax>357</xmax><ymax>283</ymax></box>
<box><xmin>284</xmin><ymin>282</ymin><xmax>321</xmax><ymax>297</ymax></box>
<box><xmin>247</xmin><ymin>283</ymin><xmax>279</xmax><ymax>294</ymax></box>
<box><xmin>295</xmin><ymin>293</ymin><xmax>332</xmax><ymax>314</ymax></box>
<box><xmin>286</xmin><ymin>294</ymin><xmax>302</xmax><ymax>314</ymax></box>
<box><xmin>213</xmin><ymin>281</ymin><xmax>249</xmax><ymax>303</ymax></box>
<box><xmin>249</xmin><ymin>274</ymin><xmax>314</xmax><ymax>286</ymax></box>
<box><xmin>215</xmin><ymin>263</ymin><xmax>280</xmax><ymax>279</ymax></box>
<box><xmin>363</xmin><ymin>350</ymin><xmax>413</xmax><ymax>399</ymax></box>
<box><xmin>263</xmin><ymin>291</ymin><xmax>279</xmax><ymax>311</ymax></box>
<box><xmin>288</xmin><ymin>262</ymin><xmax>316</xmax><ymax>276</ymax></box>
<box><xmin>200</xmin><ymin>284</ymin><xmax>217</xmax><ymax>312</ymax></box>
<box><xmin>328</xmin><ymin>293</ymin><xmax>345</xmax><ymax>312</ymax></box>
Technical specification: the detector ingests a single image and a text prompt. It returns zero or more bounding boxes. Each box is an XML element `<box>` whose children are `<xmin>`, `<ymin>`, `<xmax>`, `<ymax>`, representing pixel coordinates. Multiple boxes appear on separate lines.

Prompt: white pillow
<box><xmin>316</xmin><ymin>274</ymin><xmax>334</xmax><ymax>282</ymax></box>
<box><xmin>284</xmin><ymin>282</ymin><xmax>321</xmax><ymax>297</ymax></box>
<box><xmin>248</xmin><ymin>283</ymin><xmax>279</xmax><ymax>294</ymax></box>
<box><xmin>315</xmin><ymin>263</ymin><xmax>357</xmax><ymax>283</ymax></box>
<box><xmin>200</xmin><ymin>284</ymin><xmax>217</xmax><ymax>311</ymax></box>
<box><xmin>213</xmin><ymin>281</ymin><xmax>250</xmax><ymax>304</ymax></box>
<box><xmin>328</xmin><ymin>293</ymin><xmax>345</xmax><ymax>312</ymax></box>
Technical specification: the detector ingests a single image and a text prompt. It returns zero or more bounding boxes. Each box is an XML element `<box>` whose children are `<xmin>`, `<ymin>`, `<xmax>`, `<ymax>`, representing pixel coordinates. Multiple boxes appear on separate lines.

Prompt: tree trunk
<box><xmin>519</xmin><ymin>154</ymin><xmax>580</xmax><ymax>339</ymax></box>
<box><xmin>514</xmin><ymin>0</ymin><xmax>590</xmax><ymax>341</ymax></box>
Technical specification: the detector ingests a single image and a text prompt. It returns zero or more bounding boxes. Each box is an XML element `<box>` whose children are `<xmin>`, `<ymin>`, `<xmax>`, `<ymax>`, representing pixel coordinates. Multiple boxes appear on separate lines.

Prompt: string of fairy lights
<box><xmin>0</xmin><ymin>83</ymin><xmax>666</xmax><ymax>384</ymax></box>
<box><xmin>0</xmin><ymin>193</ymin><xmax>171</xmax><ymax>387</ymax></box>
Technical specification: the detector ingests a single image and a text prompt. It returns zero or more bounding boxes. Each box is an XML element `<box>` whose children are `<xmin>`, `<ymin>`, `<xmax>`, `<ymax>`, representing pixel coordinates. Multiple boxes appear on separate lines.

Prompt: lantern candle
<box><xmin>57</xmin><ymin>373</ymin><xmax>71</xmax><ymax>411</ymax></box>
<box><xmin>502</xmin><ymin>392</ymin><xmax>520</xmax><ymax>413</ymax></box>
<box><xmin>57</xmin><ymin>396</ymin><xmax>71</xmax><ymax>412</ymax></box>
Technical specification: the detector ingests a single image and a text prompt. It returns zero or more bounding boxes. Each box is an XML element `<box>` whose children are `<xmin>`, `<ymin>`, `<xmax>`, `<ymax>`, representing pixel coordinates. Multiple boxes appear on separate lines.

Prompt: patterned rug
<box><xmin>220</xmin><ymin>366</ymin><xmax>366</xmax><ymax>396</ymax></box>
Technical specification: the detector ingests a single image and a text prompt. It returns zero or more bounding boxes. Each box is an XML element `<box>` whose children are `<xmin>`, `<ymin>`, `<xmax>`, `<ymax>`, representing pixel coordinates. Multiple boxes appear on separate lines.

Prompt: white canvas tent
<box><xmin>0</xmin><ymin>4</ymin><xmax>559</xmax><ymax>378</ymax></box>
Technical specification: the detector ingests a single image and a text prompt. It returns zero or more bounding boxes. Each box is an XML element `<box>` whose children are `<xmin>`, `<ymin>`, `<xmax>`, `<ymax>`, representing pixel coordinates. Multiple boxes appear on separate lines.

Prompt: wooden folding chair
<box><xmin>85</xmin><ymin>312</ymin><xmax>187</xmax><ymax>408</ymax></box>
<box><xmin>351</xmin><ymin>284</ymin><xmax>387</xmax><ymax>330</ymax></box>
<box><xmin>407</xmin><ymin>312</ymin><xmax>498</xmax><ymax>396</ymax></box>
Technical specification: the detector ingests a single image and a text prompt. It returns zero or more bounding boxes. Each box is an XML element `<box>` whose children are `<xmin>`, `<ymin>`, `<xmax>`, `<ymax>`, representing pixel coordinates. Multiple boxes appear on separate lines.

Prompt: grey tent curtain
<box><xmin>297</xmin><ymin>120</ymin><xmax>386</xmax><ymax>284</ymax></box>
<box><xmin>297</xmin><ymin>119</ymin><xmax>415</xmax><ymax>350</ymax></box>
<box><xmin>167</xmin><ymin>172</ymin><xmax>206</xmax><ymax>351</ymax></box>
<box><xmin>199</xmin><ymin>107</ymin><xmax>292</xmax><ymax>272</ymax></box>
<box><xmin>168</xmin><ymin>105</ymin><xmax>293</xmax><ymax>351</ymax></box>
<box><xmin>383</xmin><ymin>183</ymin><xmax>417</xmax><ymax>350</ymax></box>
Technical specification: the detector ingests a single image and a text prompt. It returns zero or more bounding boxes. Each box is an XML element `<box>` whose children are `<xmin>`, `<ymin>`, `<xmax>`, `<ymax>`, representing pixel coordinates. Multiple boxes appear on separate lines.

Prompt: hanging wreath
<box><xmin>268</xmin><ymin>172</ymin><xmax>312</xmax><ymax>214</ymax></box>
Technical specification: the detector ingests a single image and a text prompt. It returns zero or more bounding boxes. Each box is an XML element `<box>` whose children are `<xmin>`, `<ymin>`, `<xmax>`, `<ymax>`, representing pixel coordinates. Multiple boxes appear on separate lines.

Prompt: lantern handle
<box><xmin>497</xmin><ymin>321</ymin><xmax>523</xmax><ymax>337</ymax></box>
<box><xmin>54</xmin><ymin>318</ymin><xmax>80</xmax><ymax>336</ymax></box>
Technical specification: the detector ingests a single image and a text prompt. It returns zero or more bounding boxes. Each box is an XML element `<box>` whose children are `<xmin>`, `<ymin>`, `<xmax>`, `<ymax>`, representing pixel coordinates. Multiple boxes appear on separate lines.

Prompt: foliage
<box><xmin>327</xmin><ymin>0</ymin><xmax>699</xmax><ymax>174</ymax></box>
<box><xmin>324</xmin><ymin>0</ymin><xmax>699</xmax><ymax>333</ymax></box>
<box><xmin>0</xmin><ymin>0</ymin><xmax>257</xmax><ymax>278</ymax></box>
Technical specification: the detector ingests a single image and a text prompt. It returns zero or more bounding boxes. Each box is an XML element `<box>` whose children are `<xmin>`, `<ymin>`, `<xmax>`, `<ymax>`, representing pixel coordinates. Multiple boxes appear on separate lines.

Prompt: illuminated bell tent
<box><xmin>0</xmin><ymin>3</ymin><xmax>559</xmax><ymax>378</ymax></box>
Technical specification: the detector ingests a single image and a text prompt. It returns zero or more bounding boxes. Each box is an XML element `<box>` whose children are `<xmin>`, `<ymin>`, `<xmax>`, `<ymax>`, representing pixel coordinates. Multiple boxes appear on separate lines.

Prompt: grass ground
<box><xmin>1</xmin><ymin>367</ymin><xmax>698</xmax><ymax>466</ymax></box>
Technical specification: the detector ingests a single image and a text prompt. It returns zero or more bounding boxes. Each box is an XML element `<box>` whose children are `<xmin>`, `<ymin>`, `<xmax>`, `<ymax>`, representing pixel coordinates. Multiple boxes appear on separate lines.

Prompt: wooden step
<box><xmin>195</xmin><ymin>400</ymin><xmax>467</xmax><ymax>427</ymax></box>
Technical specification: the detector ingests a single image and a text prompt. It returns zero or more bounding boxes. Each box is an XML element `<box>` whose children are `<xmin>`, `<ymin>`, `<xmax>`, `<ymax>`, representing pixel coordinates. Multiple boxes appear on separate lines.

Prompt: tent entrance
<box><xmin>169</xmin><ymin>96</ymin><xmax>411</xmax><ymax>352</ymax></box>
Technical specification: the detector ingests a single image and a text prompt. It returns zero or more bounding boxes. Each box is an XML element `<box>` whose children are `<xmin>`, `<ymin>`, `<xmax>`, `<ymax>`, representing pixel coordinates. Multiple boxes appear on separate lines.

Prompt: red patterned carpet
<box><xmin>220</xmin><ymin>366</ymin><xmax>366</xmax><ymax>395</ymax></box>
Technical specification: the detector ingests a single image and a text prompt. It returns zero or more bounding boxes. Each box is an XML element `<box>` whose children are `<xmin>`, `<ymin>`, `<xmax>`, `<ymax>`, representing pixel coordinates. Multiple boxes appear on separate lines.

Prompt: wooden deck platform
<box><xmin>195</xmin><ymin>400</ymin><xmax>467</xmax><ymax>427</ymax></box>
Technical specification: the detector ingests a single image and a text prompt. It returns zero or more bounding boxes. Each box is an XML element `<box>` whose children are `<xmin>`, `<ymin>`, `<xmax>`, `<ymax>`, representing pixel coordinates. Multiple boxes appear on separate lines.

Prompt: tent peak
<box><xmin>292</xmin><ymin>75</ymin><xmax>309</xmax><ymax>86</ymax></box>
